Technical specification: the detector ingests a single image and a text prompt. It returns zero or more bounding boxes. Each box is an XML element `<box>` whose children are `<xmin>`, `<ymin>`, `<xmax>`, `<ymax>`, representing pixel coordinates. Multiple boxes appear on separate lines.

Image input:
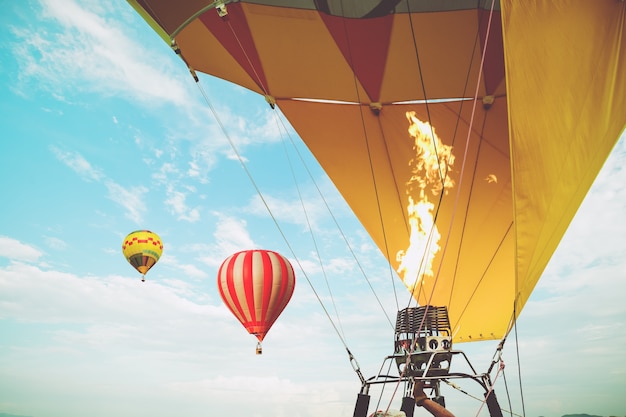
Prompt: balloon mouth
<box><xmin>252</xmin><ymin>333</ymin><xmax>264</xmax><ymax>354</ymax></box>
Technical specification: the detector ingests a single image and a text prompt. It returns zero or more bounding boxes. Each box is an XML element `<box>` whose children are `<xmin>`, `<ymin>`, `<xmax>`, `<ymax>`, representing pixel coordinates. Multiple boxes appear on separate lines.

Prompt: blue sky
<box><xmin>1</xmin><ymin>1</ymin><xmax>625</xmax><ymax>417</ymax></box>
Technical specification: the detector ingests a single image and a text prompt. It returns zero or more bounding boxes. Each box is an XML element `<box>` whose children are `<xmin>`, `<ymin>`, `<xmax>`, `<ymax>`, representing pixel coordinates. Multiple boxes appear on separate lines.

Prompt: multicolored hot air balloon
<box><xmin>127</xmin><ymin>2</ymin><xmax>625</xmax><ymax>414</ymax></box>
<box><xmin>122</xmin><ymin>230</ymin><xmax>163</xmax><ymax>282</ymax></box>
<box><xmin>127</xmin><ymin>0</ymin><xmax>626</xmax><ymax>343</ymax></box>
<box><xmin>217</xmin><ymin>249</ymin><xmax>296</xmax><ymax>354</ymax></box>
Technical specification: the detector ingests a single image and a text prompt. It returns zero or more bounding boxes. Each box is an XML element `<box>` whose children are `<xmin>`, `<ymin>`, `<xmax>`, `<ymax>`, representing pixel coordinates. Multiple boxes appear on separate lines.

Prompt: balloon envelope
<box><xmin>217</xmin><ymin>249</ymin><xmax>296</xmax><ymax>342</ymax></box>
<box><xmin>122</xmin><ymin>230</ymin><xmax>163</xmax><ymax>276</ymax></box>
<box><xmin>129</xmin><ymin>0</ymin><xmax>626</xmax><ymax>342</ymax></box>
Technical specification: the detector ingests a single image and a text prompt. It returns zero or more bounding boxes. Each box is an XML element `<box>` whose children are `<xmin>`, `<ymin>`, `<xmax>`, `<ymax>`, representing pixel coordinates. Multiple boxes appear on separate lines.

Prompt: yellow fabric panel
<box><xmin>382</xmin><ymin>10</ymin><xmax>492</xmax><ymax>102</ymax></box>
<box><xmin>241</xmin><ymin>4</ymin><xmax>369</xmax><ymax>101</ymax></box>
<box><xmin>167</xmin><ymin>4</ymin><xmax>501</xmax><ymax>104</ymax></box>
<box><xmin>176</xmin><ymin>19</ymin><xmax>263</xmax><ymax>94</ymax></box>
<box><xmin>502</xmin><ymin>0</ymin><xmax>626</xmax><ymax>317</ymax></box>
<box><xmin>177</xmin><ymin>3</ymin><xmax>371</xmax><ymax>101</ymax></box>
<box><xmin>278</xmin><ymin>96</ymin><xmax>515</xmax><ymax>342</ymax></box>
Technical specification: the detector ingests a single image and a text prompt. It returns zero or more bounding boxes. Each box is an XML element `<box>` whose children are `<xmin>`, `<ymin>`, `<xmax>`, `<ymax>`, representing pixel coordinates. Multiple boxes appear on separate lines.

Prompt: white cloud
<box><xmin>12</xmin><ymin>0</ymin><xmax>192</xmax><ymax>108</ymax></box>
<box><xmin>177</xmin><ymin>104</ymin><xmax>293</xmax><ymax>183</ymax></box>
<box><xmin>44</xmin><ymin>236</ymin><xmax>67</xmax><ymax>250</ymax></box>
<box><xmin>12</xmin><ymin>0</ymin><xmax>297</xmax><ymax>200</ymax></box>
<box><xmin>246</xmin><ymin>192</ymin><xmax>329</xmax><ymax>232</ymax></box>
<box><xmin>213</xmin><ymin>215</ymin><xmax>256</xmax><ymax>252</ymax></box>
<box><xmin>235</xmin><ymin>106</ymin><xmax>283</xmax><ymax>147</ymax></box>
<box><xmin>187</xmin><ymin>160</ymin><xmax>202</xmax><ymax>180</ymax></box>
<box><xmin>4</xmin><ymin>3</ymin><xmax>625</xmax><ymax>416</ymax></box>
<box><xmin>50</xmin><ymin>146</ymin><xmax>104</xmax><ymax>182</ymax></box>
<box><xmin>0</xmin><ymin>237</ymin><xmax>43</xmax><ymax>262</ymax></box>
<box><xmin>165</xmin><ymin>375</ymin><xmax>356</xmax><ymax>417</ymax></box>
<box><xmin>196</xmin><ymin>213</ymin><xmax>256</xmax><ymax>268</ymax></box>
<box><xmin>164</xmin><ymin>186</ymin><xmax>201</xmax><ymax>222</ymax></box>
<box><xmin>50</xmin><ymin>145</ymin><xmax>149</xmax><ymax>224</ymax></box>
<box><xmin>152</xmin><ymin>162</ymin><xmax>179</xmax><ymax>184</ymax></box>
<box><xmin>158</xmin><ymin>253</ymin><xmax>208</xmax><ymax>281</ymax></box>
<box><xmin>0</xmin><ymin>260</ymin><xmax>364</xmax><ymax>417</ymax></box>
<box><xmin>0</xmin><ymin>262</ymin><xmax>212</xmax><ymax>323</ymax></box>
<box><xmin>104</xmin><ymin>181</ymin><xmax>149</xmax><ymax>224</ymax></box>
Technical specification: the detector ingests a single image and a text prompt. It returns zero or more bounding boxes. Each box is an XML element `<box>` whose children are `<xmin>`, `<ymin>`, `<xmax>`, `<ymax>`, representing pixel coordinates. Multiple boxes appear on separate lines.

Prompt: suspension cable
<box><xmin>441</xmin><ymin>379</ymin><xmax>524</xmax><ymax>417</ymax></box>
<box><xmin>272</xmin><ymin>110</ymin><xmax>396</xmax><ymax>330</ymax></box>
<box><xmin>401</xmin><ymin>0</ymin><xmax>453</xmax><ymax>312</ymax></box>
<box><xmin>272</xmin><ymin>110</ymin><xmax>346</xmax><ymax>340</ymax></box>
<box><xmin>192</xmin><ymin>8</ymin><xmax>369</xmax><ymax>355</ymax></box>
<box><xmin>184</xmin><ymin>4</ymin><xmax>515</xmax><ymax>415</ymax></box>
<box><xmin>513</xmin><ymin>303</ymin><xmax>527</xmax><ymax>417</ymax></box>
<box><xmin>402</xmin><ymin>0</ymin><xmax>499</xmax><ymax>341</ymax></box>
<box><xmin>399</xmin><ymin>0</ymin><xmax>498</xmax><ymax>317</ymax></box>
<box><xmin>191</xmin><ymin>76</ymin><xmax>354</xmax><ymax>355</ymax></box>
<box><xmin>336</xmin><ymin>0</ymin><xmax>405</xmax><ymax>315</ymax></box>
<box><xmin>224</xmin><ymin>19</ymin><xmax>269</xmax><ymax>96</ymax></box>
<box><xmin>474</xmin><ymin>359</ymin><xmax>505</xmax><ymax>417</ymax></box>
<box><xmin>182</xmin><ymin>7</ymin><xmax>400</xmax><ymax>385</ymax></box>
<box><xmin>430</xmin><ymin>0</ymin><xmax>498</xmax><ymax>301</ymax></box>
<box><xmin>501</xmin><ymin>369</ymin><xmax>514</xmax><ymax>417</ymax></box>
<box><xmin>386</xmin><ymin>0</ymin><xmax>501</xmax><ymax>412</ymax></box>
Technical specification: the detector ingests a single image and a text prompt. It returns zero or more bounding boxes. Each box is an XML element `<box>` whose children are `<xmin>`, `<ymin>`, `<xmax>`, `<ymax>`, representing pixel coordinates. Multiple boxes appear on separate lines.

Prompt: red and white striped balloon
<box><xmin>217</xmin><ymin>249</ymin><xmax>295</xmax><ymax>347</ymax></box>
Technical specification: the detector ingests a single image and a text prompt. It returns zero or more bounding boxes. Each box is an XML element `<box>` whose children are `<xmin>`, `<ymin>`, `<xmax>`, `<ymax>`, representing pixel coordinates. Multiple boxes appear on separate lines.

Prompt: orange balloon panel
<box><xmin>217</xmin><ymin>250</ymin><xmax>295</xmax><ymax>342</ymax></box>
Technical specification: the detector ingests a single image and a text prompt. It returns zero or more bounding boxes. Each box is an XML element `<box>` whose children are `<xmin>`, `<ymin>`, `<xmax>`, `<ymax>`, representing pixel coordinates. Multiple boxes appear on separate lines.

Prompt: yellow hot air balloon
<box><xmin>122</xmin><ymin>230</ymin><xmax>163</xmax><ymax>282</ymax></box>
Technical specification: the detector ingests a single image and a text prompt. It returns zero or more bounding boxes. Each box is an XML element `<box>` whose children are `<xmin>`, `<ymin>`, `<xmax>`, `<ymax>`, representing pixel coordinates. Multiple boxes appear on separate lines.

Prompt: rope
<box><xmin>192</xmin><ymin>8</ymin><xmax>366</xmax><ymax>352</ymax></box>
<box><xmin>431</xmin><ymin>0</ymin><xmax>497</xmax><ymax>302</ymax></box>
<box><xmin>513</xmin><ymin>305</ymin><xmax>527</xmax><ymax>417</ymax></box>
<box><xmin>192</xmin><ymin>78</ymin><xmax>352</xmax><ymax>354</ymax></box>
<box><xmin>335</xmin><ymin>4</ymin><xmax>404</xmax><ymax>315</ymax></box>
<box><xmin>388</xmin><ymin>0</ymin><xmax>501</xmax><ymax>413</ymax></box>
<box><xmin>373</xmin><ymin>112</ymin><xmax>411</xmax><ymax>315</ymax></box>
<box><xmin>186</xmin><ymin>7</ymin><xmax>395</xmax><ymax>384</ymax></box>
<box><xmin>404</xmin><ymin>0</ymin><xmax>498</xmax><ymax>348</ymax></box>
<box><xmin>399</xmin><ymin>0</ymin><xmax>499</xmax><ymax>323</ymax></box>
<box><xmin>184</xmin><ymin>5</ymin><xmax>520</xmax><ymax>417</ymax></box>
<box><xmin>272</xmin><ymin>110</ymin><xmax>346</xmax><ymax>339</ymax></box>
<box><xmin>501</xmin><ymin>369</ymin><xmax>514</xmax><ymax>417</ymax></box>
<box><xmin>474</xmin><ymin>360</ymin><xmax>505</xmax><ymax>417</ymax></box>
<box><xmin>251</xmin><ymin>1</ymin><xmax>400</xmax><ymax>342</ymax></box>
<box><xmin>272</xmin><ymin>110</ymin><xmax>396</xmax><ymax>330</ymax></box>
<box><xmin>441</xmin><ymin>379</ymin><xmax>524</xmax><ymax>417</ymax></box>
<box><xmin>444</xmin><ymin>108</ymin><xmax>486</xmax><ymax>310</ymax></box>
<box><xmin>401</xmin><ymin>0</ymin><xmax>454</xmax><ymax>310</ymax></box>
<box><xmin>374</xmin><ymin>358</ymin><xmax>399</xmax><ymax>416</ymax></box>
<box><xmin>224</xmin><ymin>19</ymin><xmax>269</xmax><ymax>96</ymax></box>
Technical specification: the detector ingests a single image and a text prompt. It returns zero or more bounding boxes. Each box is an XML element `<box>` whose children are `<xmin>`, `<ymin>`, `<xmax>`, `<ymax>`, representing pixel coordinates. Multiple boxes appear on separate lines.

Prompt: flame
<box><xmin>486</xmin><ymin>174</ymin><xmax>497</xmax><ymax>183</ymax></box>
<box><xmin>396</xmin><ymin>112</ymin><xmax>455</xmax><ymax>292</ymax></box>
